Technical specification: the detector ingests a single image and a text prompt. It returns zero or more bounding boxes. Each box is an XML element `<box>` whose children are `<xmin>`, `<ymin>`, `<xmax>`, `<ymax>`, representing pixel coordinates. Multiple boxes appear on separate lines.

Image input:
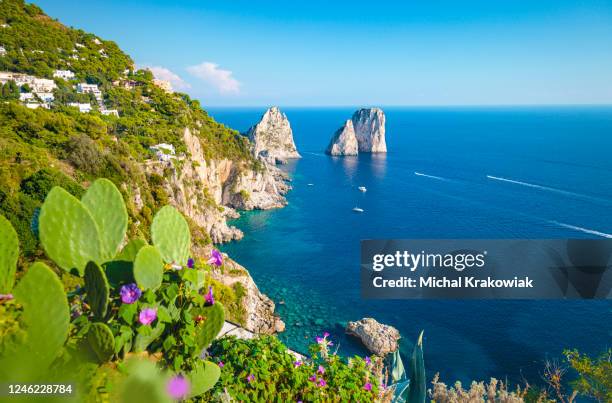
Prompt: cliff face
<box><xmin>352</xmin><ymin>108</ymin><xmax>387</xmax><ymax>153</ymax></box>
<box><xmin>325</xmin><ymin>119</ymin><xmax>358</xmax><ymax>156</ymax></box>
<box><xmin>246</xmin><ymin>107</ymin><xmax>301</xmax><ymax>164</ymax></box>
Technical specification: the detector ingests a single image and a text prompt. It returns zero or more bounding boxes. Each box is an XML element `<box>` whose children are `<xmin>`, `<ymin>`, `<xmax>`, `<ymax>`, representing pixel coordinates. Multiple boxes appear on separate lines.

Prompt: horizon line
<box><xmin>201</xmin><ymin>103</ymin><xmax>612</xmax><ymax>109</ymax></box>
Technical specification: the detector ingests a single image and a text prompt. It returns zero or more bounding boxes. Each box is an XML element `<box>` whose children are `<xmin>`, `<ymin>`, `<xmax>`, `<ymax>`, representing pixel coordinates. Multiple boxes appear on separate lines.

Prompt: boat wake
<box><xmin>414</xmin><ymin>172</ymin><xmax>447</xmax><ymax>181</ymax></box>
<box><xmin>486</xmin><ymin>175</ymin><xmax>610</xmax><ymax>204</ymax></box>
<box><xmin>549</xmin><ymin>221</ymin><xmax>612</xmax><ymax>238</ymax></box>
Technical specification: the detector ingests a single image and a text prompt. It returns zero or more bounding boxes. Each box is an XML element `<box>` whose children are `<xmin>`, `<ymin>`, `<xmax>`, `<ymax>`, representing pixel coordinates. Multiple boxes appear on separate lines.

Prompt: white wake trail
<box><xmin>486</xmin><ymin>175</ymin><xmax>610</xmax><ymax>204</ymax></box>
<box><xmin>549</xmin><ymin>221</ymin><xmax>612</xmax><ymax>238</ymax></box>
<box><xmin>414</xmin><ymin>172</ymin><xmax>447</xmax><ymax>181</ymax></box>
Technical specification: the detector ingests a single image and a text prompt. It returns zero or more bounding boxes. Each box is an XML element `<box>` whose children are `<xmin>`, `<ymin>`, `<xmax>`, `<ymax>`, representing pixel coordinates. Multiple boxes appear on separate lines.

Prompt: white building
<box><xmin>53</xmin><ymin>69</ymin><xmax>75</xmax><ymax>80</ymax></box>
<box><xmin>0</xmin><ymin>72</ymin><xmax>56</xmax><ymax>92</ymax></box>
<box><xmin>68</xmin><ymin>102</ymin><xmax>92</xmax><ymax>113</ymax></box>
<box><xmin>150</xmin><ymin>143</ymin><xmax>176</xmax><ymax>162</ymax></box>
<box><xmin>35</xmin><ymin>92</ymin><xmax>54</xmax><ymax>103</ymax></box>
<box><xmin>76</xmin><ymin>83</ymin><xmax>102</xmax><ymax>98</ymax></box>
<box><xmin>0</xmin><ymin>46</ymin><xmax>6</xmax><ymax>56</ymax></box>
<box><xmin>25</xmin><ymin>102</ymin><xmax>49</xmax><ymax>110</ymax></box>
<box><xmin>152</xmin><ymin>78</ymin><xmax>173</xmax><ymax>93</ymax></box>
<box><xmin>19</xmin><ymin>92</ymin><xmax>34</xmax><ymax>102</ymax></box>
<box><xmin>100</xmin><ymin>108</ymin><xmax>119</xmax><ymax>117</ymax></box>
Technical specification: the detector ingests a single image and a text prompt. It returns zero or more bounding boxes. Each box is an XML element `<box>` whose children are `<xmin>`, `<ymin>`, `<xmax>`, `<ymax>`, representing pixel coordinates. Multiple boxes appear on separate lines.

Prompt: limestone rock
<box><xmin>325</xmin><ymin>119</ymin><xmax>358</xmax><ymax>156</ymax></box>
<box><xmin>246</xmin><ymin>107</ymin><xmax>301</xmax><ymax>164</ymax></box>
<box><xmin>352</xmin><ymin>108</ymin><xmax>386</xmax><ymax>153</ymax></box>
<box><xmin>346</xmin><ymin>317</ymin><xmax>400</xmax><ymax>356</ymax></box>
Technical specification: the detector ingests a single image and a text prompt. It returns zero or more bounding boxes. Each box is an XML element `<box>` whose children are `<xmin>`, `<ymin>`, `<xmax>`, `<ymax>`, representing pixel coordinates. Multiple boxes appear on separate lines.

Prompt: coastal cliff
<box><xmin>353</xmin><ymin>107</ymin><xmax>387</xmax><ymax>153</ymax></box>
<box><xmin>246</xmin><ymin>107</ymin><xmax>301</xmax><ymax>164</ymax></box>
<box><xmin>325</xmin><ymin>119</ymin><xmax>358</xmax><ymax>156</ymax></box>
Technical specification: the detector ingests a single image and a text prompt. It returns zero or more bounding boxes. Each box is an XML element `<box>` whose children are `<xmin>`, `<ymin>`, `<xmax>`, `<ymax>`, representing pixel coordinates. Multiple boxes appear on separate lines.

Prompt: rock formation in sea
<box><xmin>326</xmin><ymin>108</ymin><xmax>387</xmax><ymax>155</ymax></box>
<box><xmin>352</xmin><ymin>107</ymin><xmax>386</xmax><ymax>153</ymax></box>
<box><xmin>246</xmin><ymin>106</ymin><xmax>301</xmax><ymax>164</ymax></box>
<box><xmin>346</xmin><ymin>317</ymin><xmax>400</xmax><ymax>356</ymax></box>
<box><xmin>325</xmin><ymin>119</ymin><xmax>359</xmax><ymax>156</ymax></box>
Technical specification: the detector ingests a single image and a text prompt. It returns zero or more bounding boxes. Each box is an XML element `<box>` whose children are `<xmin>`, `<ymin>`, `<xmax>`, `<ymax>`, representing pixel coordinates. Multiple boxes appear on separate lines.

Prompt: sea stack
<box><xmin>325</xmin><ymin>119</ymin><xmax>358</xmax><ymax>156</ymax></box>
<box><xmin>352</xmin><ymin>107</ymin><xmax>386</xmax><ymax>153</ymax></box>
<box><xmin>246</xmin><ymin>106</ymin><xmax>301</xmax><ymax>164</ymax></box>
<box><xmin>325</xmin><ymin>107</ymin><xmax>386</xmax><ymax>155</ymax></box>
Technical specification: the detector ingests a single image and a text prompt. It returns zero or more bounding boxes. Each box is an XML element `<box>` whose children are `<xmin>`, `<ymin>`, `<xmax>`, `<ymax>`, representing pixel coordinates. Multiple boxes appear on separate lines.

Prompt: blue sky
<box><xmin>36</xmin><ymin>0</ymin><xmax>612</xmax><ymax>106</ymax></box>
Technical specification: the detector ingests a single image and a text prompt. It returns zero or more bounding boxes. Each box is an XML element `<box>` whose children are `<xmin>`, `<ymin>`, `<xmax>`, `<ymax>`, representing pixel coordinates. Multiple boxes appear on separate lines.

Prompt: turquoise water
<box><xmin>208</xmin><ymin>106</ymin><xmax>612</xmax><ymax>384</ymax></box>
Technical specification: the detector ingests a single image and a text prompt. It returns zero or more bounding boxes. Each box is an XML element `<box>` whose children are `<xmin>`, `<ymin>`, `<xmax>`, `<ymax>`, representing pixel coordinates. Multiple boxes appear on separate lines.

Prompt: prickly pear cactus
<box><xmin>81</xmin><ymin>179</ymin><xmax>128</xmax><ymax>261</ymax></box>
<box><xmin>84</xmin><ymin>261</ymin><xmax>110</xmax><ymax>320</ymax></box>
<box><xmin>115</xmin><ymin>238</ymin><xmax>147</xmax><ymax>262</ymax></box>
<box><xmin>133</xmin><ymin>323</ymin><xmax>165</xmax><ymax>353</ymax></box>
<box><xmin>194</xmin><ymin>303</ymin><xmax>225</xmax><ymax>350</ymax></box>
<box><xmin>151</xmin><ymin>206</ymin><xmax>190</xmax><ymax>265</ymax></box>
<box><xmin>0</xmin><ymin>214</ymin><xmax>18</xmax><ymax>293</ymax></box>
<box><xmin>12</xmin><ymin>262</ymin><xmax>70</xmax><ymax>372</ymax></box>
<box><xmin>407</xmin><ymin>331</ymin><xmax>426</xmax><ymax>403</ymax></box>
<box><xmin>88</xmin><ymin>322</ymin><xmax>115</xmax><ymax>363</ymax></box>
<box><xmin>187</xmin><ymin>360</ymin><xmax>221</xmax><ymax>397</ymax></box>
<box><xmin>133</xmin><ymin>245</ymin><xmax>164</xmax><ymax>290</ymax></box>
<box><xmin>39</xmin><ymin>187</ymin><xmax>102</xmax><ymax>275</ymax></box>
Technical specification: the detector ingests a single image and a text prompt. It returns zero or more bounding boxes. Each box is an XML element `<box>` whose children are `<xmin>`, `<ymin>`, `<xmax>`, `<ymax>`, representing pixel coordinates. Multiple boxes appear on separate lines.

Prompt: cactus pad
<box><xmin>0</xmin><ymin>214</ymin><xmax>19</xmax><ymax>293</ymax></box>
<box><xmin>151</xmin><ymin>206</ymin><xmax>190</xmax><ymax>265</ymax></box>
<box><xmin>187</xmin><ymin>360</ymin><xmax>221</xmax><ymax>397</ymax></box>
<box><xmin>39</xmin><ymin>186</ymin><xmax>102</xmax><ymax>275</ymax></box>
<box><xmin>12</xmin><ymin>262</ymin><xmax>70</xmax><ymax>371</ymax></box>
<box><xmin>84</xmin><ymin>261</ymin><xmax>110</xmax><ymax>320</ymax></box>
<box><xmin>88</xmin><ymin>322</ymin><xmax>115</xmax><ymax>363</ymax></box>
<box><xmin>81</xmin><ymin>179</ymin><xmax>128</xmax><ymax>261</ymax></box>
<box><xmin>194</xmin><ymin>303</ymin><xmax>225</xmax><ymax>350</ymax></box>
<box><xmin>133</xmin><ymin>245</ymin><xmax>164</xmax><ymax>290</ymax></box>
<box><xmin>116</xmin><ymin>238</ymin><xmax>147</xmax><ymax>262</ymax></box>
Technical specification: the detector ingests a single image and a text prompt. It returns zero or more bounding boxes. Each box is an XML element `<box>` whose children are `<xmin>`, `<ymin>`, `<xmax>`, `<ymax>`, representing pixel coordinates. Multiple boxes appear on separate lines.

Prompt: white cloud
<box><xmin>146</xmin><ymin>66</ymin><xmax>190</xmax><ymax>90</ymax></box>
<box><xmin>186</xmin><ymin>62</ymin><xmax>240</xmax><ymax>94</ymax></box>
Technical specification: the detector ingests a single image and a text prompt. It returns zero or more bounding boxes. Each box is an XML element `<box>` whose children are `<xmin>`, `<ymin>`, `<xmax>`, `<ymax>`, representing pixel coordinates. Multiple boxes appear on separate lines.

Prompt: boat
<box><xmin>307</xmin><ymin>183</ymin><xmax>314</xmax><ymax>186</ymax></box>
<box><xmin>358</xmin><ymin>186</ymin><xmax>367</xmax><ymax>192</ymax></box>
<box><xmin>352</xmin><ymin>207</ymin><xmax>364</xmax><ymax>213</ymax></box>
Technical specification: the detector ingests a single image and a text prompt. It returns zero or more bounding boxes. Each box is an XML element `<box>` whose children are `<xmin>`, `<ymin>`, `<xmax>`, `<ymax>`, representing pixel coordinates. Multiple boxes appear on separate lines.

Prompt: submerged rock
<box><xmin>246</xmin><ymin>106</ymin><xmax>301</xmax><ymax>164</ymax></box>
<box><xmin>346</xmin><ymin>317</ymin><xmax>400</xmax><ymax>356</ymax></box>
<box><xmin>325</xmin><ymin>119</ymin><xmax>358</xmax><ymax>156</ymax></box>
<box><xmin>352</xmin><ymin>107</ymin><xmax>386</xmax><ymax>153</ymax></box>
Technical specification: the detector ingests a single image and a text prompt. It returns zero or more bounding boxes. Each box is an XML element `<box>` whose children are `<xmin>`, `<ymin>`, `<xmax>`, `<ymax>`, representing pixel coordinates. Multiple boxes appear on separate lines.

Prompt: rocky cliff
<box><xmin>352</xmin><ymin>108</ymin><xmax>387</xmax><ymax>153</ymax></box>
<box><xmin>325</xmin><ymin>119</ymin><xmax>358</xmax><ymax>156</ymax></box>
<box><xmin>246</xmin><ymin>107</ymin><xmax>301</xmax><ymax>164</ymax></box>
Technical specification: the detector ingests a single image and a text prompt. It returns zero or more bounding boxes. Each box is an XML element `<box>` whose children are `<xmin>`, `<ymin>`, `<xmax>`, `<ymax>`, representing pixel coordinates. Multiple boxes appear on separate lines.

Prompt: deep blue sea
<box><xmin>207</xmin><ymin>106</ymin><xmax>612</xmax><ymax>385</ymax></box>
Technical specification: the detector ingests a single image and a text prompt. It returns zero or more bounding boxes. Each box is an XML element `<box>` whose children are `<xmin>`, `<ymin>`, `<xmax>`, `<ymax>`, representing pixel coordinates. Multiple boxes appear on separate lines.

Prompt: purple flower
<box><xmin>218</xmin><ymin>361</ymin><xmax>224</xmax><ymax>368</ymax></box>
<box><xmin>187</xmin><ymin>257</ymin><xmax>195</xmax><ymax>269</ymax></box>
<box><xmin>139</xmin><ymin>307</ymin><xmax>157</xmax><ymax>325</ymax></box>
<box><xmin>120</xmin><ymin>283</ymin><xmax>141</xmax><ymax>304</ymax></box>
<box><xmin>166</xmin><ymin>375</ymin><xmax>190</xmax><ymax>399</ymax></box>
<box><xmin>246</xmin><ymin>374</ymin><xmax>255</xmax><ymax>383</ymax></box>
<box><xmin>363</xmin><ymin>382</ymin><xmax>373</xmax><ymax>391</ymax></box>
<box><xmin>293</xmin><ymin>361</ymin><xmax>302</xmax><ymax>368</ymax></box>
<box><xmin>0</xmin><ymin>294</ymin><xmax>14</xmax><ymax>302</ymax></box>
<box><xmin>323</xmin><ymin>331</ymin><xmax>330</xmax><ymax>338</ymax></box>
<box><xmin>318</xmin><ymin>379</ymin><xmax>327</xmax><ymax>387</ymax></box>
<box><xmin>317</xmin><ymin>365</ymin><xmax>325</xmax><ymax>374</ymax></box>
<box><xmin>315</xmin><ymin>336</ymin><xmax>323</xmax><ymax>343</ymax></box>
<box><xmin>365</xmin><ymin>356</ymin><xmax>372</xmax><ymax>366</ymax></box>
<box><xmin>204</xmin><ymin>286</ymin><xmax>215</xmax><ymax>306</ymax></box>
<box><xmin>208</xmin><ymin>249</ymin><xmax>223</xmax><ymax>267</ymax></box>
<box><xmin>308</xmin><ymin>375</ymin><xmax>317</xmax><ymax>382</ymax></box>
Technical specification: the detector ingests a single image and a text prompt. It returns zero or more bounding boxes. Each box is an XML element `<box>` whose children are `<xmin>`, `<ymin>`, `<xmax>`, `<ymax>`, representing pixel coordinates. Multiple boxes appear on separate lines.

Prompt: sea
<box><xmin>207</xmin><ymin>106</ymin><xmax>612</xmax><ymax>385</ymax></box>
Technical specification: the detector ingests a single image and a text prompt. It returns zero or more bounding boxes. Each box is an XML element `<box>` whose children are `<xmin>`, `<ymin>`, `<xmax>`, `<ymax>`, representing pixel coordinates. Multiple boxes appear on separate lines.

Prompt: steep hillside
<box><xmin>0</xmin><ymin>0</ymin><xmax>287</xmax><ymax>330</ymax></box>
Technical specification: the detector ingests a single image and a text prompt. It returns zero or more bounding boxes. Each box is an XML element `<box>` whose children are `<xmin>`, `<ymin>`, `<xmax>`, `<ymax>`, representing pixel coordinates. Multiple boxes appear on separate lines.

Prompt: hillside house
<box><xmin>68</xmin><ymin>102</ymin><xmax>92</xmax><ymax>113</ymax></box>
<box><xmin>53</xmin><ymin>69</ymin><xmax>75</xmax><ymax>80</ymax></box>
<box><xmin>101</xmin><ymin>108</ymin><xmax>119</xmax><ymax>117</ymax></box>
<box><xmin>19</xmin><ymin>92</ymin><xmax>34</xmax><ymax>102</ymax></box>
<box><xmin>150</xmin><ymin>143</ymin><xmax>176</xmax><ymax>162</ymax></box>
<box><xmin>76</xmin><ymin>83</ymin><xmax>102</xmax><ymax>98</ymax></box>
<box><xmin>0</xmin><ymin>46</ymin><xmax>6</xmax><ymax>56</ymax></box>
<box><xmin>153</xmin><ymin>78</ymin><xmax>173</xmax><ymax>93</ymax></box>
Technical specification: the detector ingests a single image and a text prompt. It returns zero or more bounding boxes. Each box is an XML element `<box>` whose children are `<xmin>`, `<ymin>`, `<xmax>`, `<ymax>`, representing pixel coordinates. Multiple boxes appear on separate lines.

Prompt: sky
<box><xmin>35</xmin><ymin>0</ymin><xmax>612</xmax><ymax>107</ymax></box>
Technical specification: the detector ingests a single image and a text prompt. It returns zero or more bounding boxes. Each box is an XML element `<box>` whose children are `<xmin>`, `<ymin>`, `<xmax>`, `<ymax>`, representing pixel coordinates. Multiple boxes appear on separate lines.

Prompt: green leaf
<box><xmin>151</xmin><ymin>206</ymin><xmax>190</xmax><ymax>265</ymax></box>
<box><xmin>39</xmin><ymin>186</ymin><xmax>102</xmax><ymax>275</ymax></box>
<box><xmin>88</xmin><ymin>322</ymin><xmax>115</xmax><ymax>363</ymax></box>
<box><xmin>133</xmin><ymin>245</ymin><xmax>164</xmax><ymax>290</ymax></box>
<box><xmin>82</xmin><ymin>179</ymin><xmax>128</xmax><ymax>261</ymax></box>
<box><xmin>0</xmin><ymin>214</ymin><xmax>19</xmax><ymax>293</ymax></box>
<box><xmin>84</xmin><ymin>261</ymin><xmax>110</xmax><ymax>320</ymax></box>
<box><xmin>119</xmin><ymin>302</ymin><xmax>138</xmax><ymax>324</ymax></box>
<box><xmin>193</xmin><ymin>303</ymin><xmax>225</xmax><ymax>350</ymax></box>
<box><xmin>133</xmin><ymin>323</ymin><xmax>165</xmax><ymax>352</ymax></box>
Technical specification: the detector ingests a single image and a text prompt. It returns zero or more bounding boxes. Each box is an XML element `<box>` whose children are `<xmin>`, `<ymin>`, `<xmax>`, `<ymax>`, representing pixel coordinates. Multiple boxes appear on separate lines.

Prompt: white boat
<box><xmin>307</xmin><ymin>183</ymin><xmax>314</xmax><ymax>186</ymax></box>
<box><xmin>352</xmin><ymin>207</ymin><xmax>364</xmax><ymax>213</ymax></box>
<box><xmin>358</xmin><ymin>186</ymin><xmax>367</xmax><ymax>192</ymax></box>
